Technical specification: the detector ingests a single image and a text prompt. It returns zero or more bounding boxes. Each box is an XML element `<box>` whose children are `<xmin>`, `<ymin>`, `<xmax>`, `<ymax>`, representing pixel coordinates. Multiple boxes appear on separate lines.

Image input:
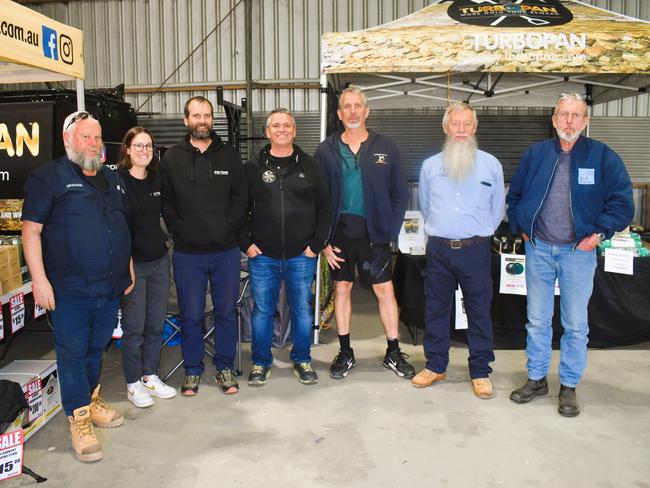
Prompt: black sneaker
<box><xmin>382</xmin><ymin>348</ymin><xmax>415</xmax><ymax>379</ymax></box>
<box><xmin>248</xmin><ymin>365</ymin><xmax>271</xmax><ymax>386</ymax></box>
<box><xmin>293</xmin><ymin>362</ymin><xmax>319</xmax><ymax>385</ymax></box>
<box><xmin>330</xmin><ymin>349</ymin><xmax>356</xmax><ymax>379</ymax></box>
<box><xmin>215</xmin><ymin>368</ymin><xmax>239</xmax><ymax>395</ymax></box>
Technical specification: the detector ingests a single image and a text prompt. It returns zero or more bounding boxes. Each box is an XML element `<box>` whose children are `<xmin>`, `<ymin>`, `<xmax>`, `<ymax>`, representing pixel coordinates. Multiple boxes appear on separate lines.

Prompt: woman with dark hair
<box><xmin>118</xmin><ymin>127</ymin><xmax>176</xmax><ymax>407</ymax></box>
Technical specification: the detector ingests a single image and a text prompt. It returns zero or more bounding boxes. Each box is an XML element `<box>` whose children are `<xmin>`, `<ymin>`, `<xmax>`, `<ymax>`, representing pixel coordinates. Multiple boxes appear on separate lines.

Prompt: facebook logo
<box><xmin>42</xmin><ymin>26</ymin><xmax>58</xmax><ymax>60</ymax></box>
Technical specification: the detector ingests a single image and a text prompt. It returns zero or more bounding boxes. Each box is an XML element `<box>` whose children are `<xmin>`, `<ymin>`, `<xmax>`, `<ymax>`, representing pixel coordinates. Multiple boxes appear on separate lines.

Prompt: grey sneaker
<box><xmin>248</xmin><ymin>365</ymin><xmax>272</xmax><ymax>386</ymax></box>
<box><xmin>293</xmin><ymin>362</ymin><xmax>319</xmax><ymax>385</ymax></box>
<box><xmin>181</xmin><ymin>375</ymin><xmax>202</xmax><ymax>396</ymax></box>
<box><xmin>215</xmin><ymin>368</ymin><xmax>239</xmax><ymax>395</ymax></box>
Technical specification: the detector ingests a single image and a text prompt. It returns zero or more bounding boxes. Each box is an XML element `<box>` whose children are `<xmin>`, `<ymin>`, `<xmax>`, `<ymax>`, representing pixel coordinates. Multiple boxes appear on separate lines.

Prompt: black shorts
<box><xmin>331</xmin><ymin>229</ymin><xmax>393</xmax><ymax>287</ymax></box>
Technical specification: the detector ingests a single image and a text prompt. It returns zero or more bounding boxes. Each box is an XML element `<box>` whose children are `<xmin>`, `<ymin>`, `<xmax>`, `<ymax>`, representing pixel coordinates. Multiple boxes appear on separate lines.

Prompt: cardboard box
<box><xmin>0</xmin><ymin>237</ymin><xmax>30</xmax><ymax>284</ymax></box>
<box><xmin>0</xmin><ymin>360</ymin><xmax>62</xmax><ymax>441</ymax></box>
<box><xmin>0</xmin><ymin>245</ymin><xmax>22</xmax><ymax>294</ymax></box>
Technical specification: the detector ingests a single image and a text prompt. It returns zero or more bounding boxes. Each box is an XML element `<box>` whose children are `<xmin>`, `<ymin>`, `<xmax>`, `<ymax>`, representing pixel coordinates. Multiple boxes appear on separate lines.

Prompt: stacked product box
<box><xmin>0</xmin><ymin>360</ymin><xmax>62</xmax><ymax>441</ymax></box>
<box><xmin>0</xmin><ymin>245</ymin><xmax>22</xmax><ymax>296</ymax></box>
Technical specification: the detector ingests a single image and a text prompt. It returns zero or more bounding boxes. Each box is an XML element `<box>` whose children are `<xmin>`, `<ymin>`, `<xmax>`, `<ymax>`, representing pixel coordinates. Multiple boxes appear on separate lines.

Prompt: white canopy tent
<box><xmin>0</xmin><ymin>0</ymin><xmax>85</xmax><ymax>108</ymax></box>
<box><xmin>313</xmin><ymin>0</ymin><xmax>650</xmax><ymax>340</ymax></box>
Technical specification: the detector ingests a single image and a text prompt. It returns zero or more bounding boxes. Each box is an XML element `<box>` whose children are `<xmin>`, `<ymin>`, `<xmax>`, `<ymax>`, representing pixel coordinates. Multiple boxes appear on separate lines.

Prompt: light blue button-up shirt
<box><xmin>419</xmin><ymin>149</ymin><xmax>505</xmax><ymax>239</ymax></box>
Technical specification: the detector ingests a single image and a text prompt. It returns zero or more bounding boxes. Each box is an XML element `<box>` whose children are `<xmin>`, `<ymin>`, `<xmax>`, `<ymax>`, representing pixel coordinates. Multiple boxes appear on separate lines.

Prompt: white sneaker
<box><xmin>141</xmin><ymin>375</ymin><xmax>177</xmax><ymax>399</ymax></box>
<box><xmin>127</xmin><ymin>382</ymin><xmax>154</xmax><ymax>408</ymax></box>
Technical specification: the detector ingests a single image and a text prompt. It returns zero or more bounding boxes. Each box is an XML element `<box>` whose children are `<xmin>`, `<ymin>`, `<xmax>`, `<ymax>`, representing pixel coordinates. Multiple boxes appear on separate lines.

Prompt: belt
<box><xmin>429</xmin><ymin>235</ymin><xmax>490</xmax><ymax>250</ymax></box>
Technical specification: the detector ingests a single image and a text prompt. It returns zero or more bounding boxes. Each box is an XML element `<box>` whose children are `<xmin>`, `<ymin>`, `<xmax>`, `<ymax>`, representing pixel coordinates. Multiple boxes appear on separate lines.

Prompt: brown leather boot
<box><xmin>90</xmin><ymin>385</ymin><xmax>124</xmax><ymax>428</ymax></box>
<box><xmin>69</xmin><ymin>406</ymin><xmax>103</xmax><ymax>462</ymax></box>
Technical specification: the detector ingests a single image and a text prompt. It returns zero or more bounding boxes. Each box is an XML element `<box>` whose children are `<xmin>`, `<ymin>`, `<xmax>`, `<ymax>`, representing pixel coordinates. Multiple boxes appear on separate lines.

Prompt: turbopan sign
<box><xmin>448</xmin><ymin>0</ymin><xmax>573</xmax><ymax>28</ymax></box>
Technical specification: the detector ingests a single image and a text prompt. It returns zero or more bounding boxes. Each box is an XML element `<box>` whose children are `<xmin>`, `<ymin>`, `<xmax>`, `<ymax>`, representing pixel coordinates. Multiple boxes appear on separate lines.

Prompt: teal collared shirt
<box><xmin>338</xmin><ymin>141</ymin><xmax>366</xmax><ymax>218</ymax></box>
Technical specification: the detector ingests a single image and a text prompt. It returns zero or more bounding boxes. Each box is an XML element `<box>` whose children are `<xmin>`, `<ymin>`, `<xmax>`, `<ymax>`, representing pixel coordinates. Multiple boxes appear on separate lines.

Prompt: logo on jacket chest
<box><xmin>262</xmin><ymin>170</ymin><xmax>276</xmax><ymax>183</ymax></box>
<box><xmin>213</xmin><ymin>170</ymin><xmax>229</xmax><ymax>176</ymax></box>
<box><xmin>374</xmin><ymin>153</ymin><xmax>388</xmax><ymax>164</ymax></box>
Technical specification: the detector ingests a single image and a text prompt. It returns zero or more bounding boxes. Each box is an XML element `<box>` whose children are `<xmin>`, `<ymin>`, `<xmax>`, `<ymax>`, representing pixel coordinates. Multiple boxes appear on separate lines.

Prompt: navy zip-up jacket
<box><xmin>315</xmin><ymin>130</ymin><xmax>408</xmax><ymax>244</ymax></box>
<box><xmin>506</xmin><ymin>136</ymin><xmax>633</xmax><ymax>244</ymax></box>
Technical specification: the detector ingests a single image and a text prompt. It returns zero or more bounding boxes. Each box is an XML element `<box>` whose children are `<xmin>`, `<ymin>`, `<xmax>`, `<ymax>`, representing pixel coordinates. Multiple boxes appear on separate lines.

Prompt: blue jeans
<box><xmin>120</xmin><ymin>254</ymin><xmax>170</xmax><ymax>384</ymax></box>
<box><xmin>248</xmin><ymin>254</ymin><xmax>317</xmax><ymax>366</ymax></box>
<box><xmin>525</xmin><ymin>239</ymin><xmax>596</xmax><ymax>387</ymax></box>
<box><xmin>173</xmin><ymin>248</ymin><xmax>240</xmax><ymax>375</ymax></box>
<box><xmin>50</xmin><ymin>294</ymin><xmax>119</xmax><ymax>415</ymax></box>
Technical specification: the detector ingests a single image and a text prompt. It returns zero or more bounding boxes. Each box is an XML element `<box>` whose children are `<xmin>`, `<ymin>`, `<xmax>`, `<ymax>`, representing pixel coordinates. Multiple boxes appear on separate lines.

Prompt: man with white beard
<box><xmin>507</xmin><ymin>93</ymin><xmax>633</xmax><ymax>417</ymax></box>
<box><xmin>412</xmin><ymin>103</ymin><xmax>504</xmax><ymax>399</ymax></box>
<box><xmin>22</xmin><ymin>111</ymin><xmax>132</xmax><ymax>461</ymax></box>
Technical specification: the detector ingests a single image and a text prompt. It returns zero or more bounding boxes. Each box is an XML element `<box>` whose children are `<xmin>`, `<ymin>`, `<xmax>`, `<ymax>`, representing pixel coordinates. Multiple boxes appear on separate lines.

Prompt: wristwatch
<box><xmin>596</xmin><ymin>233</ymin><xmax>606</xmax><ymax>243</ymax></box>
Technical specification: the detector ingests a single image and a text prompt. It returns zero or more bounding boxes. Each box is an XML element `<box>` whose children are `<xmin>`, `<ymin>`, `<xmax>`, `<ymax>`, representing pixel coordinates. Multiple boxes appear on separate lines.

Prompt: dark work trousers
<box><xmin>120</xmin><ymin>254</ymin><xmax>170</xmax><ymax>384</ymax></box>
<box><xmin>172</xmin><ymin>247</ymin><xmax>240</xmax><ymax>375</ymax></box>
<box><xmin>423</xmin><ymin>238</ymin><xmax>495</xmax><ymax>378</ymax></box>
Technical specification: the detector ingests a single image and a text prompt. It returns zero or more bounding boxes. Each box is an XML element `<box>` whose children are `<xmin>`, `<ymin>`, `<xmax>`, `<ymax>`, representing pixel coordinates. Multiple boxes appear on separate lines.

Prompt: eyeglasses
<box><xmin>64</xmin><ymin>111</ymin><xmax>96</xmax><ymax>132</ymax></box>
<box><xmin>131</xmin><ymin>143</ymin><xmax>154</xmax><ymax>152</ymax></box>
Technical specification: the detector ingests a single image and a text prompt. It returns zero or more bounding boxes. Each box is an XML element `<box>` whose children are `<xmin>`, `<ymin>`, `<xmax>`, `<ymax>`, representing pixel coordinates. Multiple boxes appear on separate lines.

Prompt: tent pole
<box><xmin>76</xmin><ymin>79</ymin><xmax>85</xmax><ymax>111</ymax></box>
<box><xmin>313</xmin><ymin>73</ymin><xmax>328</xmax><ymax>345</ymax></box>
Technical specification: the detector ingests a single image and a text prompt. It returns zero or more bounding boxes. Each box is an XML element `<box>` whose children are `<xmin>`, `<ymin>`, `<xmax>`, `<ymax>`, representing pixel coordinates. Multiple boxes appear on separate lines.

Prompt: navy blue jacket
<box><xmin>315</xmin><ymin>130</ymin><xmax>408</xmax><ymax>244</ymax></box>
<box><xmin>506</xmin><ymin>136</ymin><xmax>634</xmax><ymax>244</ymax></box>
<box><xmin>22</xmin><ymin>156</ymin><xmax>132</xmax><ymax>298</ymax></box>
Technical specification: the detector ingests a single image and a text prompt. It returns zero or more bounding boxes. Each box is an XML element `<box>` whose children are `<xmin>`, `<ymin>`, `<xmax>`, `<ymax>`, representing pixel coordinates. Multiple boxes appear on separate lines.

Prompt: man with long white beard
<box><xmin>22</xmin><ymin>111</ymin><xmax>132</xmax><ymax>462</ymax></box>
<box><xmin>507</xmin><ymin>93</ymin><xmax>633</xmax><ymax>417</ymax></box>
<box><xmin>413</xmin><ymin>103</ymin><xmax>504</xmax><ymax>399</ymax></box>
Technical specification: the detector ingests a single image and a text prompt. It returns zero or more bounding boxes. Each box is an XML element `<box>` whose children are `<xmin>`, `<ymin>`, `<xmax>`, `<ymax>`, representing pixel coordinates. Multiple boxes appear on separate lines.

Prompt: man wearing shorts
<box><xmin>315</xmin><ymin>85</ymin><xmax>414</xmax><ymax>380</ymax></box>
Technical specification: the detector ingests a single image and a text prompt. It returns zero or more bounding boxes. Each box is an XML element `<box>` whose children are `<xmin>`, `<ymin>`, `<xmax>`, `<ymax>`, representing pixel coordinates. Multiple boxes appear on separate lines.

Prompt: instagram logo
<box><xmin>59</xmin><ymin>34</ymin><xmax>73</xmax><ymax>64</ymax></box>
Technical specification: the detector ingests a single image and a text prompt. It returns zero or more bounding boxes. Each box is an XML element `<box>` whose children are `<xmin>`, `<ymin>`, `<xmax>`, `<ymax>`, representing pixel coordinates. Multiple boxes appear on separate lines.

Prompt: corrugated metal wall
<box><xmin>20</xmin><ymin>0</ymin><xmax>650</xmax><ymax>116</ymax></box>
<box><xmin>589</xmin><ymin>117</ymin><xmax>650</xmax><ymax>182</ymax></box>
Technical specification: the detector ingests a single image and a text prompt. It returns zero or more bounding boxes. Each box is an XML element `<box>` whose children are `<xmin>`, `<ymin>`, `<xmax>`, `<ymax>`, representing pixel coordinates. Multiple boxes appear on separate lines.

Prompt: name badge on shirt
<box><xmin>578</xmin><ymin>168</ymin><xmax>595</xmax><ymax>185</ymax></box>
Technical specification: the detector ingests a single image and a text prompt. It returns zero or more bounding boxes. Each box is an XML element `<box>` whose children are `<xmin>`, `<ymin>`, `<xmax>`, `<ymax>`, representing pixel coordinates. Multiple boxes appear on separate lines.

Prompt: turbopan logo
<box><xmin>448</xmin><ymin>0</ymin><xmax>573</xmax><ymax>28</ymax></box>
<box><xmin>41</xmin><ymin>24</ymin><xmax>73</xmax><ymax>64</ymax></box>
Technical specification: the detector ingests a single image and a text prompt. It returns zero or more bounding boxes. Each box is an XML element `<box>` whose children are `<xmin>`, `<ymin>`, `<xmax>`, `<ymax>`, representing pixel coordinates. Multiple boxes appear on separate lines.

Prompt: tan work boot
<box><xmin>69</xmin><ymin>405</ymin><xmax>103</xmax><ymax>462</ymax></box>
<box><xmin>411</xmin><ymin>368</ymin><xmax>446</xmax><ymax>388</ymax></box>
<box><xmin>90</xmin><ymin>384</ymin><xmax>124</xmax><ymax>428</ymax></box>
<box><xmin>471</xmin><ymin>378</ymin><xmax>494</xmax><ymax>399</ymax></box>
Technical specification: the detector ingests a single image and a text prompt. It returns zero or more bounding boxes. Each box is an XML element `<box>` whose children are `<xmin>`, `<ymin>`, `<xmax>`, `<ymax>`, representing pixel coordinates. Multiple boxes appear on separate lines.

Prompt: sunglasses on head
<box><xmin>64</xmin><ymin>111</ymin><xmax>97</xmax><ymax>132</ymax></box>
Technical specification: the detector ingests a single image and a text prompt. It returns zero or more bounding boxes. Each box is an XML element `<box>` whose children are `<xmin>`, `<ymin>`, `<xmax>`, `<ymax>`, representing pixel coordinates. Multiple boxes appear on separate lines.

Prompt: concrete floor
<box><xmin>2</xmin><ymin>285</ymin><xmax>649</xmax><ymax>488</ymax></box>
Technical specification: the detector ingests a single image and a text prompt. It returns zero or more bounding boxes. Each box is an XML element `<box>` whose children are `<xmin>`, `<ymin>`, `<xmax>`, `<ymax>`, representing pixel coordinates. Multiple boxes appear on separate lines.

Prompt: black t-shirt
<box><xmin>268</xmin><ymin>154</ymin><xmax>293</xmax><ymax>176</ymax></box>
<box><xmin>120</xmin><ymin>169</ymin><xmax>168</xmax><ymax>262</ymax></box>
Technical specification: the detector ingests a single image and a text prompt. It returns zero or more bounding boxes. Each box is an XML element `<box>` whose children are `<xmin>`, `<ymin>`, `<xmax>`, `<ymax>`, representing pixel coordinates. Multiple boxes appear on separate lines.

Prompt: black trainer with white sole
<box><xmin>330</xmin><ymin>349</ymin><xmax>357</xmax><ymax>379</ymax></box>
<box><xmin>382</xmin><ymin>349</ymin><xmax>415</xmax><ymax>379</ymax></box>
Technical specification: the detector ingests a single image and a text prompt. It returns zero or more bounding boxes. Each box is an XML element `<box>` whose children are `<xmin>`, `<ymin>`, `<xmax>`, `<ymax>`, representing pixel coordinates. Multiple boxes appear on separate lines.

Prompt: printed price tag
<box><xmin>0</xmin><ymin>430</ymin><xmax>24</xmax><ymax>481</ymax></box>
<box><xmin>9</xmin><ymin>292</ymin><xmax>25</xmax><ymax>334</ymax></box>
<box><xmin>34</xmin><ymin>304</ymin><xmax>46</xmax><ymax>319</ymax></box>
<box><xmin>25</xmin><ymin>377</ymin><xmax>43</xmax><ymax>423</ymax></box>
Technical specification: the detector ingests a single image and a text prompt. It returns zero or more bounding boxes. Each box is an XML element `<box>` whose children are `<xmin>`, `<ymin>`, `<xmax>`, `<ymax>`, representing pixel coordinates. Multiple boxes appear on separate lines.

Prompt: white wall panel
<box><xmin>13</xmin><ymin>0</ymin><xmax>650</xmax><ymax>115</ymax></box>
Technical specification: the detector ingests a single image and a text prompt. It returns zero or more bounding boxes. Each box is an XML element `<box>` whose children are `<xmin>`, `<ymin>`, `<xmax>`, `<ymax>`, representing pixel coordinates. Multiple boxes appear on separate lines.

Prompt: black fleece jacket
<box><xmin>160</xmin><ymin>132</ymin><xmax>247</xmax><ymax>253</ymax></box>
<box><xmin>239</xmin><ymin>144</ymin><xmax>331</xmax><ymax>259</ymax></box>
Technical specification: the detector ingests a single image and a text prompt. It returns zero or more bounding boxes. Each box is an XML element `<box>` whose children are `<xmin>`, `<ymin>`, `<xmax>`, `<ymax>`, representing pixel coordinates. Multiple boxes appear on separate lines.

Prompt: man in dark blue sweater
<box><xmin>507</xmin><ymin>93</ymin><xmax>634</xmax><ymax>417</ymax></box>
<box><xmin>315</xmin><ymin>86</ymin><xmax>414</xmax><ymax>381</ymax></box>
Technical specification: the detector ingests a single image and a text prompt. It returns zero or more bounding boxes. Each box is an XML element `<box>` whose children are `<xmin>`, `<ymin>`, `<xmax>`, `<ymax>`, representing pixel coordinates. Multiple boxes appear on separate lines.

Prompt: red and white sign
<box><xmin>0</xmin><ymin>429</ymin><xmax>24</xmax><ymax>481</ymax></box>
<box><xmin>25</xmin><ymin>377</ymin><xmax>43</xmax><ymax>423</ymax></box>
<box><xmin>9</xmin><ymin>292</ymin><xmax>25</xmax><ymax>334</ymax></box>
